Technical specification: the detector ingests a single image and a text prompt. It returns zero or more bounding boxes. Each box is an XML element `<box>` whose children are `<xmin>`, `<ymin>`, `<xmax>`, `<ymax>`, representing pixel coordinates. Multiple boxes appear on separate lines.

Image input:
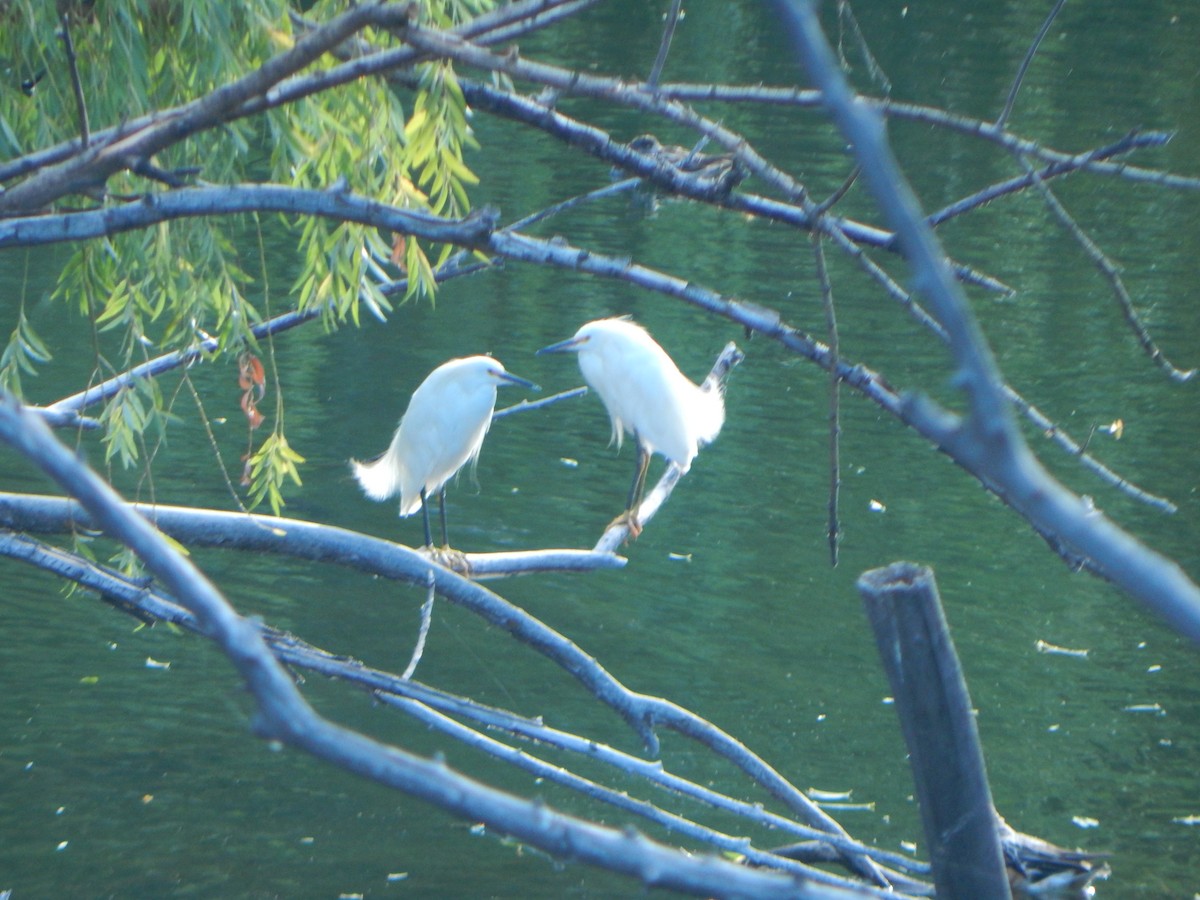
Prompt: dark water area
<box><xmin>2</xmin><ymin>1</ymin><xmax>1199</xmax><ymax>897</ymax></box>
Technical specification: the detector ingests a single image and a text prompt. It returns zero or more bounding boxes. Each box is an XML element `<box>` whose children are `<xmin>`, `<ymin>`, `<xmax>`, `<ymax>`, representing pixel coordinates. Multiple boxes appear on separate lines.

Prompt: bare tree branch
<box><xmin>1014</xmin><ymin>154</ymin><xmax>1195</xmax><ymax>382</ymax></box>
<box><xmin>778</xmin><ymin>0</ymin><xmax>1200</xmax><ymax>643</ymax></box>
<box><xmin>0</xmin><ymin>398</ymin><xmax>890</xmax><ymax>900</ymax></box>
<box><xmin>0</xmin><ymin>184</ymin><xmax>499</xmax><ymax>249</ymax></box>
<box><xmin>0</xmin><ymin>486</ymin><xmax>876</xmax><ymax>874</ymax></box>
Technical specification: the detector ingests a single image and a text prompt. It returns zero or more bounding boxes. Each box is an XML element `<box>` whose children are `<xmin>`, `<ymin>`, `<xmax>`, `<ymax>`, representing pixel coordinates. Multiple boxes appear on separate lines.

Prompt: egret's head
<box><xmin>537</xmin><ymin>317</ymin><xmax>645</xmax><ymax>357</ymax></box>
<box><xmin>457</xmin><ymin>356</ymin><xmax>540</xmax><ymax>391</ymax></box>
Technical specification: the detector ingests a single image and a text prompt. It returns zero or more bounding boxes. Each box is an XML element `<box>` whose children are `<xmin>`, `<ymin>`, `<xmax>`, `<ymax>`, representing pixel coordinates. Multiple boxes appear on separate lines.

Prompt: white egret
<box><xmin>538</xmin><ymin>317</ymin><xmax>725</xmax><ymax>536</ymax></box>
<box><xmin>351</xmin><ymin>355</ymin><xmax>538</xmax><ymax>548</ymax></box>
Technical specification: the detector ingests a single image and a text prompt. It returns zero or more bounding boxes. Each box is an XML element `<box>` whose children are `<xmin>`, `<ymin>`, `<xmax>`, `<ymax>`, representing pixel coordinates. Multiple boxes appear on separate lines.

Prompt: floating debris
<box><xmin>559</xmin><ymin>457</ymin><xmax>579</xmax><ymax>468</ymax></box>
<box><xmin>386</xmin><ymin>873</ymin><xmax>408</xmax><ymax>883</ymax></box>
<box><xmin>821</xmin><ymin>801</ymin><xmax>877</xmax><ymax>812</ymax></box>
<box><xmin>868</xmin><ymin>499</ymin><xmax>886</xmax><ymax>513</ymax></box>
<box><xmin>1147</xmin><ymin>664</ymin><xmax>1163</xmax><ymax>674</ymax></box>
<box><xmin>55</xmin><ymin>841</ymin><xmax>69</xmax><ymax>852</ymax></box>
<box><xmin>1171</xmin><ymin>815</ymin><xmax>1200</xmax><ymax>826</ymax></box>
<box><xmin>1123</xmin><ymin>703</ymin><xmax>1165</xmax><ymax>715</ymax></box>
<box><xmin>1071</xmin><ymin>816</ymin><xmax>1100</xmax><ymax>829</ymax></box>
<box><xmin>667</xmin><ymin>552</ymin><xmax>692</xmax><ymax>562</ymax></box>
<box><xmin>807</xmin><ymin>788</ymin><xmax>854</xmax><ymax>802</ymax></box>
<box><xmin>145</xmin><ymin>657</ymin><xmax>171</xmax><ymax>670</ymax></box>
<box><xmin>1035</xmin><ymin>639</ymin><xmax>1089</xmax><ymax>658</ymax></box>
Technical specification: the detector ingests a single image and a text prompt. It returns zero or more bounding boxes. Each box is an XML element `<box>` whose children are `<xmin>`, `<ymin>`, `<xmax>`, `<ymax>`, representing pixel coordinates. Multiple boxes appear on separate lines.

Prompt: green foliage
<box><xmin>0</xmin><ymin>308</ymin><xmax>52</xmax><ymax>398</ymax></box>
<box><xmin>405</xmin><ymin>62</ymin><xmax>480</xmax><ymax>219</ymax></box>
<box><xmin>99</xmin><ymin>378</ymin><xmax>169</xmax><ymax>470</ymax></box>
<box><xmin>0</xmin><ymin>1</ymin><xmax>286</xmax><ymax>158</ymax></box>
<box><xmin>244</xmin><ymin>429</ymin><xmax>305</xmax><ymax>515</ymax></box>
<box><xmin>1</xmin><ymin>0</ymin><xmax>493</xmax><ymax>505</ymax></box>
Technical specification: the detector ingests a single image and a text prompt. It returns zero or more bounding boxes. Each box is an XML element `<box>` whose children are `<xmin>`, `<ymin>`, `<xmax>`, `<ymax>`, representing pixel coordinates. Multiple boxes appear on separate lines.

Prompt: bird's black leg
<box><xmin>606</xmin><ymin>442</ymin><xmax>652</xmax><ymax>541</ymax></box>
<box><xmin>438</xmin><ymin>488</ymin><xmax>450</xmax><ymax>548</ymax></box>
<box><xmin>627</xmin><ymin>441</ymin><xmax>651</xmax><ymax>513</ymax></box>
<box><xmin>419</xmin><ymin>487</ymin><xmax>433</xmax><ymax>548</ymax></box>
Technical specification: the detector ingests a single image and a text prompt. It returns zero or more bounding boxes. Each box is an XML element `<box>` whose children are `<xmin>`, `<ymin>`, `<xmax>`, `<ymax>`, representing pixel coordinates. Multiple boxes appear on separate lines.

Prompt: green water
<box><xmin>2</xmin><ymin>2</ymin><xmax>1199</xmax><ymax>897</ymax></box>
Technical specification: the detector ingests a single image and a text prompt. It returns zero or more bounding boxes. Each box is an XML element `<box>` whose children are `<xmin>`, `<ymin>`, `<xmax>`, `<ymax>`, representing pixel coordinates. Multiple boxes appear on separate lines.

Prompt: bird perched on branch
<box><xmin>998</xmin><ymin>816</ymin><xmax>1110</xmax><ymax>898</ymax></box>
<box><xmin>617</xmin><ymin>133</ymin><xmax>747</xmax><ymax>197</ymax></box>
<box><xmin>351</xmin><ymin>356</ymin><xmax>538</xmax><ymax>550</ymax></box>
<box><xmin>538</xmin><ymin>317</ymin><xmax>725</xmax><ymax>537</ymax></box>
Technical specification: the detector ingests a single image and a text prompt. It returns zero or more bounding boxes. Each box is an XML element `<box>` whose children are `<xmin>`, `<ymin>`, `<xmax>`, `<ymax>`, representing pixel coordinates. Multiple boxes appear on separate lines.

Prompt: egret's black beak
<box><xmin>498</xmin><ymin>371</ymin><xmax>540</xmax><ymax>391</ymax></box>
<box><xmin>537</xmin><ymin>336</ymin><xmax>586</xmax><ymax>355</ymax></box>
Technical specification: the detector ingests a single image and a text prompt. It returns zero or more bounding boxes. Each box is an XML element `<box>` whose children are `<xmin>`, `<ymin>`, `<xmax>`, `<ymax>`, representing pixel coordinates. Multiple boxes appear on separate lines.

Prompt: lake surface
<box><xmin>2</xmin><ymin>1</ymin><xmax>1198</xmax><ymax>897</ymax></box>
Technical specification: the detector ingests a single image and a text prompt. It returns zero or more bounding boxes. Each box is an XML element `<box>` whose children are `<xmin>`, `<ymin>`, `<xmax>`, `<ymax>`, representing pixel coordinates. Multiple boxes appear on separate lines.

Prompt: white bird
<box><xmin>351</xmin><ymin>355</ymin><xmax>537</xmax><ymax>548</ymax></box>
<box><xmin>538</xmin><ymin>317</ymin><xmax>724</xmax><ymax>536</ymax></box>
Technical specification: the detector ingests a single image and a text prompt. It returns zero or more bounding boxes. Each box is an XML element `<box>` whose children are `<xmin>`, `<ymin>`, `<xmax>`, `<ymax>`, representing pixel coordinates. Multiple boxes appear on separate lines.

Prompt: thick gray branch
<box><xmin>0</xmin><ymin>185</ymin><xmax>497</xmax><ymax>249</ymax></box>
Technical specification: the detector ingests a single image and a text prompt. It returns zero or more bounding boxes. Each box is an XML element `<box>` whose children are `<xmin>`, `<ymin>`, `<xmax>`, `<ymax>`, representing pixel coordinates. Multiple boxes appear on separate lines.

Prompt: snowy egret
<box><xmin>538</xmin><ymin>317</ymin><xmax>725</xmax><ymax>536</ymax></box>
<box><xmin>351</xmin><ymin>356</ymin><xmax>538</xmax><ymax>549</ymax></box>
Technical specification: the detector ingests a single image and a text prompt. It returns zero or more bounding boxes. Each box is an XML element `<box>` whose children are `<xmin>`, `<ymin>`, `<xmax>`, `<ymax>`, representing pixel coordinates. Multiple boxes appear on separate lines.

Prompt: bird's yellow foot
<box><xmin>421</xmin><ymin>545</ymin><xmax>473</xmax><ymax>575</ymax></box>
<box><xmin>606</xmin><ymin>509</ymin><xmax>643</xmax><ymax>541</ymax></box>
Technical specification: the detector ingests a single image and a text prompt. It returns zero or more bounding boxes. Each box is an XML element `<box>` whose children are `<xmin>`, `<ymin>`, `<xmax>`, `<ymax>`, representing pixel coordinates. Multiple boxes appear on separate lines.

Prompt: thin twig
<box><xmin>647</xmin><ymin>0</ymin><xmax>683</xmax><ymax>89</ymax></box>
<box><xmin>927</xmin><ymin>130</ymin><xmax>1168</xmax><ymax>229</ymax></box>
<box><xmin>836</xmin><ymin>0</ymin><xmax>891</xmax><ymax>95</ymax></box>
<box><xmin>816</xmin><ymin>165</ymin><xmax>860</xmax><ymax>214</ymax></box>
<box><xmin>997</xmin><ymin>0</ymin><xmax>1068</xmax><ymax>129</ymax></box>
<box><xmin>58</xmin><ymin>12</ymin><xmax>90</xmax><ymax>149</ymax></box>
<box><xmin>1016</xmin><ymin>154</ymin><xmax>1195</xmax><ymax>382</ymax></box>
<box><xmin>493</xmin><ymin>386</ymin><xmax>588</xmax><ymax>418</ymax></box>
<box><xmin>811</xmin><ymin>233</ymin><xmax>841</xmax><ymax>567</ymax></box>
